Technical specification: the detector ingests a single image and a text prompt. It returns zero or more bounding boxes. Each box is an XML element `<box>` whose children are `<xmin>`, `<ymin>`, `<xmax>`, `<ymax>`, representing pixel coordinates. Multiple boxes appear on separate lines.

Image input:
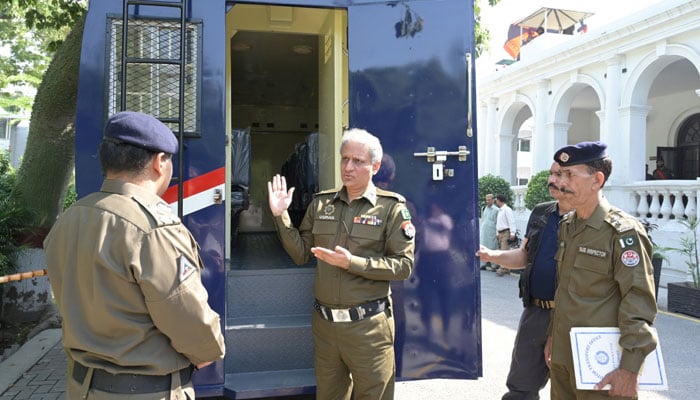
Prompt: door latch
<box><xmin>413</xmin><ymin>146</ymin><xmax>469</xmax><ymax>181</ymax></box>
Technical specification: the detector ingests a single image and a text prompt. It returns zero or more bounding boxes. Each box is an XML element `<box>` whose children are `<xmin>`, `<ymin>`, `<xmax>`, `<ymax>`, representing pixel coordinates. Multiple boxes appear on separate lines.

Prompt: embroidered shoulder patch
<box><xmin>621</xmin><ymin>250</ymin><xmax>640</xmax><ymax>267</ymax></box>
<box><xmin>401</xmin><ymin>220</ymin><xmax>416</xmax><ymax>239</ymax></box>
<box><xmin>618</xmin><ymin>235</ymin><xmax>638</xmax><ymax>249</ymax></box>
<box><xmin>401</xmin><ymin>208</ymin><xmax>412</xmax><ymax>220</ymax></box>
<box><xmin>178</xmin><ymin>256</ymin><xmax>197</xmax><ymax>282</ymax></box>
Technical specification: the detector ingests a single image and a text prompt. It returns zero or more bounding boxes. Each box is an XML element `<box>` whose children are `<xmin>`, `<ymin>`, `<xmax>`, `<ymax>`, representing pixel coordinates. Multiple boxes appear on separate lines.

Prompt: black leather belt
<box><xmin>498</xmin><ymin>228</ymin><xmax>510</xmax><ymax>233</ymax></box>
<box><xmin>531</xmin><ymin>297</ymin><xmax>555</xmax><ymax>310</ymax></box>
<box><xmin>315</xmin><ymin>297</ymin><xmax>390</xmax><ymax>322</ymax></box>
<box><xmin>72</xmin><ymin>361</ymin><xmax>192</xmax><ymax>394</ymax></box>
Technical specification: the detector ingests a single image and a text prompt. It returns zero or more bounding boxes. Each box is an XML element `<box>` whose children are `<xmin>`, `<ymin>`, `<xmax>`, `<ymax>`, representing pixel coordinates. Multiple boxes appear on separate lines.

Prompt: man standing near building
<box><xmin>545</xmin><ymin>141</ymin><xmax>658</xmax><ymax>399</ymax></box>
<box><xmin>44</xmin><ymin>111</ymin><xmax>225</xmax><ymax>399</ymax></box>
<box><xmin>652</xmin><ymin>156</ymin><xmax>674</xmax><ymax>179</ymax></box>
<box><xmin>268</xmin><ymin>128</ymin><xmax>415</xmax><ymax>400</ymax></box>
<box><xmin>480</xmin><ymin>193</ymin><xmax>499</xmax><ymax>271</ymax></box>
<box><xmin>495</xmin><ymin>194</ymin><xmax>517</xmax><ymax>276</ymax></box>
<box><xmin>477</xmin><ymin>162</ymin><xmax>570</xmax><ymax>399</ymax></box>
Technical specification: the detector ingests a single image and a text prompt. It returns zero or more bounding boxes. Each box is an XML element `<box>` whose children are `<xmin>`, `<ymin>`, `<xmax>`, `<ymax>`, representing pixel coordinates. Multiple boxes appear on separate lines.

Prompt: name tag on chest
<box><xmin>578</xmin><ymin>246</ymin><xmax>607</xmax><ymax>258</ymax></box>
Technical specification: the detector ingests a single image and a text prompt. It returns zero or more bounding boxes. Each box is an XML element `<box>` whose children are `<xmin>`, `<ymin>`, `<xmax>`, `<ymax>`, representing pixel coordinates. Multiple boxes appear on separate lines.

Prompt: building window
<box><xmin>107</xmin><ymin>18</ymin><xmax>200</xmax><ymax>136</ymax></box>
<box><xmin>678</xmin><ymin>114</ymin><xmax>700</xmax><ymax>146</ymax></box>
<box><xmin>518</xmin><ymin>139</ymin><xmax>530</xmax><ymax>152</ymax></box>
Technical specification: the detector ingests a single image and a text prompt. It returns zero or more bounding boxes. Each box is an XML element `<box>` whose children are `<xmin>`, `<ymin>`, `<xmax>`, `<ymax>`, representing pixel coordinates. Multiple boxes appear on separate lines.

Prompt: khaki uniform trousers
<box><xmin>312</xmin><ymin>309</ymin><xmax>396</xmax><ymax>400</ymax></box>
<box><xmin>497</xmin><ymin>229</ymin><xmax>512</xmax><ymax>250</ymax></box>
<box><xmin>66</xmin><ymin>359</ymin><xmax>194</xmax><ymax>400</ymax></box>
<box><xmin>550</xmin><ymin>362</ymin><xmax>637</xmax><ymax>400</ymax></box>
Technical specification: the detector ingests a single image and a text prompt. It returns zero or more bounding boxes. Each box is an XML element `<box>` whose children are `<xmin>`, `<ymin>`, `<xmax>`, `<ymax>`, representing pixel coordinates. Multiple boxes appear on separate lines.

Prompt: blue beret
<box><xmin>554</xmin><ymin>141</ymin><xmax>607</xmax><ymax>166</ymax></box>
<box><xmin>103</xmin><ymin>111</ymin><xmax>178</xmax><ymax>154</ymax></box>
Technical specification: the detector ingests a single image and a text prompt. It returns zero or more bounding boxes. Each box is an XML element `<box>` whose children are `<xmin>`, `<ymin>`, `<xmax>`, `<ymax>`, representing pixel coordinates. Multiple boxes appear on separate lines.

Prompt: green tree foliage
<box><xmin>478</xmin><ymin>174</ymin><xmax>513</xmax><ymax>212</ymax></box>
<box><xmin>0</xmin><ymin>151</ymin><xmax>29</xmax><ymax>275</ymax></box>
<box><xmin>0</xmin><ymin>0</ymin><xmax>85</xmax><ymax>114</ymax></box>
<box><xmin>524</xmin><ymin>169</ymin><xmax>554</xmax><ymax>210</ymax></box>
<box><xmin>475</xmin><ymin>0</ymin><xmax>501</xmax><ymax>58</ymax></box>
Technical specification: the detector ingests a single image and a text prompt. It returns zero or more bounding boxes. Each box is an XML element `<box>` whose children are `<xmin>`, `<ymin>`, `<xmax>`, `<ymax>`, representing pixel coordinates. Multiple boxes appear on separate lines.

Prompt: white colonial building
<box><xmin>476</xmin><ymin>0</ymin><xmax>700</xmax><ymax>285</ymax></box>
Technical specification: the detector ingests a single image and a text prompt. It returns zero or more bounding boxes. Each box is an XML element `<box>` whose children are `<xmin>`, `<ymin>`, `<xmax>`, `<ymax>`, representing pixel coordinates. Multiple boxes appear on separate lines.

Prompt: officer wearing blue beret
<box><xmin>545</xmin><ymin>141</ymin><xmax>658</xmax><ymax>399</ymax></box>
<box><xmin>45</xmin><ymin>111</ymin><xmax>225</xmax><ymax>399</ymax></box>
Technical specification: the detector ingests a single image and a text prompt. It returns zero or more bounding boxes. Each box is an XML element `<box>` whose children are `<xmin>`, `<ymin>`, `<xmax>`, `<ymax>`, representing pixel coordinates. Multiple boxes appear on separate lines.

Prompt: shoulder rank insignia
<box><xmin>401</xmin><ymin>220</ymin><xmax>416</xmax><ymax>239</ymax></box>
<box><xmin>134</xmin><ymin>196</ymin><xmax>180</xmax><ymax>226</ymax></box>
<box><xmin>604</xmin><ymin>209</ymin><xmax>634</xmax><ymax>233</ymax></box>
<box><xmin>178</xmin><ymin>256</ymin><xmax>197</xmax><ymax>282</ymax></box>
<box><xmin>401</xmin><ymin>208</ymin><xmax>412</xmax><ymax>220</ymax></box>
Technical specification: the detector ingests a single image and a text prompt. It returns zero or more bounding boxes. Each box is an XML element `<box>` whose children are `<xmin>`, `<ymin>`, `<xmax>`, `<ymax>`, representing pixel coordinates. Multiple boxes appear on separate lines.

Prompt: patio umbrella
<box><xmin>503</xmin><ymin>24</ymin><xmax>540</xmax><ymax>59</ymax></box>
<box><xmin>514</xmin><ymin>7</ymin><xmax>593</xmax><ymax>34</ymax></box>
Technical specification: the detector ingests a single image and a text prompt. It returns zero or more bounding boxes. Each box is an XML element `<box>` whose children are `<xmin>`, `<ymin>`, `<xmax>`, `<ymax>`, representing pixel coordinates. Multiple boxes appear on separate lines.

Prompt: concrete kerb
<box><xmin>0</xmin><ymin>328</ymin><xmax>61</xmax><ymax>394</ymax></box>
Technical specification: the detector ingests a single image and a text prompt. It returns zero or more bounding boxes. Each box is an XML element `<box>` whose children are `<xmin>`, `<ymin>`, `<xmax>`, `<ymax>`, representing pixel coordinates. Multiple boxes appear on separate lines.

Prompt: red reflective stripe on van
<box><xmin>161</xmin><ymin>167</ymin><xmax>225</xmax><ymax>204</ymax></box>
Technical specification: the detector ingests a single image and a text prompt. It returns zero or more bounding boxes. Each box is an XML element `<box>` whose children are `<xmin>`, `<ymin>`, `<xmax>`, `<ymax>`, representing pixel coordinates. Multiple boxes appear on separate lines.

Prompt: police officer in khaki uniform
<box><xmin>544</xmin><ymin>141</ymin><xmax>657</xmax><ymax>399</ymax></box>
<box><xmin>44</xmin><ymin>111</ymin><xmax>225</xmax><ymax>399</ymax></box>
<box><xmin>477</xmin><ymin>162</ymin><xmax>572</xmax><ymax>399</ymax></box>
<box><xmin>267</xmin><ymin>128</ymin><xmax>415</xmax><ymax>400</ymax></box>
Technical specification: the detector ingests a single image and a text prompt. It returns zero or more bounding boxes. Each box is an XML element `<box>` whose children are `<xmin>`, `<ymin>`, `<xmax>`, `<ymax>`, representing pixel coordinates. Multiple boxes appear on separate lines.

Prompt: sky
<box><xmin>477</xmin><ymin>0</ymin><xmax>666</xmax><ymax>69</ymax></box>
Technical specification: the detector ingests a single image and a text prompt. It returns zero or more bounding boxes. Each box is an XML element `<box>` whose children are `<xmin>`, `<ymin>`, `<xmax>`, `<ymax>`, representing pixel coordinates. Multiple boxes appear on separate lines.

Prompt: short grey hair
<box><xmin>340</xmin><ymin>128</ymin><xmax>383</xmax><ymax>164</ymax></box>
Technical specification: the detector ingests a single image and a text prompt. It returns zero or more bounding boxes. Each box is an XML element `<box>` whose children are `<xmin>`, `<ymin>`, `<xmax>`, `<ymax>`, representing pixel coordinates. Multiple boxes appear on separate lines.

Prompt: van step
<box><xmin>225</xmin><ymin>315</ymin><xmax>313</xmax><ymax>374</ymax></box>
<box><xmin>226</xmin><ymin>267</ymin><xmax>315</xmax><ymax>319</ymax></box>
<box><xmin>224</xmin><ymin>369</ymin><xmax>316</xmax><ymax>399</ymax></box>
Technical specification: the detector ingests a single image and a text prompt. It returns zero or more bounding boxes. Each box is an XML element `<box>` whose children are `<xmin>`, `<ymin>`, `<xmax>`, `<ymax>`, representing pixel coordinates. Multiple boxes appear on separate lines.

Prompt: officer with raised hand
<box><xmin>44</xmin><ymin>111</ymin><xmax>225</xmax><ymax>399</ymax></box>
<box><xmin>268</xmin><ymin>128</ymin><xmax>415</xmax><ymax>400</ymax></box>
<box><xmin>545</xmin><ymin>141</ymin><xmax>657</xmax><ymax>399</ymax></box>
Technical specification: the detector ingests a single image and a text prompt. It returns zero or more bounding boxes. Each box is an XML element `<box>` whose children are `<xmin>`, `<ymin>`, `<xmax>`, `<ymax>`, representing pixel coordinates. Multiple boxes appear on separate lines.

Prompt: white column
<box><xmin>549</xmin><ymin>122</ymin><xmax>572</xmax><ymax>153</ymax></box>
<box><xmin>618</xmin><ymin>104</ymin><xmax>651</xmax><ymax>184</ymax></box>
<box><xmin>499</xmin><ymin>127</ymin><xmax>516</xmax><ymax>184</ymax></box>
<box><xmin>603</xmin><ymin>56</ymin><xmax>628</xmax><ymax>185</ymax></box>
<box><xmin>486</xmin><ymin>97</ymin><xmax>499</xmax><ymax>175</ymax></box>
<box><xmin>531</xmin><ymin>80</ymin><xmax>551</xmax><ymax>172</ymax></box>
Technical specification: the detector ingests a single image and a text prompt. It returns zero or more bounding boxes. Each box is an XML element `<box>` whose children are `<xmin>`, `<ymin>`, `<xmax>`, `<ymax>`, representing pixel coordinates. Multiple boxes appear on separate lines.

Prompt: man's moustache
<box><xmin>548</xmin><ymin>183</ymin><xmax>559</xmax><ymax>191</ymax></box>
<box><xmin>559</xmin><ymin>187</ymin><xmax>575</xmax><ymax>194</ymax></box>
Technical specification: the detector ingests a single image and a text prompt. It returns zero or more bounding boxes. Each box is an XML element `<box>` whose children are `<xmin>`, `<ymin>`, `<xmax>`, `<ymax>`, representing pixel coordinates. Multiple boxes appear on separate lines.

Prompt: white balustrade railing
<box><xmin>623</xmin><ymin>179</ymin><xmax>700</xmax><ymax>221</ymax></box>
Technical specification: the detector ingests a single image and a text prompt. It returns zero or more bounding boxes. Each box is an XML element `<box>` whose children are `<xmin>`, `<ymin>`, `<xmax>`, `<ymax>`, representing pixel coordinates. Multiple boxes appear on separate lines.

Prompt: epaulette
<box><xmin>376</xmin><ymin>188</ymin><xmax>406</xmax><ymax>202</ymax></box>
<box><xmin>604</xmin><ymin>208</ymin><xmax>635</xmax><ymax>233</ymax></box>
<box><xmin>133</xmin><ymin>196</ymin><xmax>181</xmax><ymax>226</ymax></box>
<box><xmin>314</xmin><ymin>188</ymin><xmax>341</xmax><ymax>197</ymax></box>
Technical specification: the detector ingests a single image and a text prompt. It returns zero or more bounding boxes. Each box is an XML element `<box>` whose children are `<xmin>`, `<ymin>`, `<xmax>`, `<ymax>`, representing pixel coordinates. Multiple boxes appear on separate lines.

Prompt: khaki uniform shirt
<box><xmin>44</xmin><ymin>180</ymin><xmax>225</xmax><ymax>375</ymax></box>
<box><xmin>274</xmin><ymin>184</ymin><xmax>415</xmax><ymax>307</ymax></box>
<box><xmin>550</xmin><ymin>199</ymin><xmax>657</xmax><ymax>373</ymax></box>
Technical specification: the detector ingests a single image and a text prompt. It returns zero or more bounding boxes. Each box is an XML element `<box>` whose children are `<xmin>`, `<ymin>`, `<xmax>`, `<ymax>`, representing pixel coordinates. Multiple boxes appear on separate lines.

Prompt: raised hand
<box><xmin>267</xmin><ymin>174</ymin><xmax>295</xmax><ymax>216</ymax></box>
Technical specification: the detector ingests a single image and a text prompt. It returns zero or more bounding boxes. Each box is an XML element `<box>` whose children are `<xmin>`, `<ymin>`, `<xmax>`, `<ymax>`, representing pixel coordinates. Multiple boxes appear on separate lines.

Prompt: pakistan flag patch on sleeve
<box><xmin>618</xmin><ymin>235</ymin><xmax>638</xmax><ymax>249</ymax></box>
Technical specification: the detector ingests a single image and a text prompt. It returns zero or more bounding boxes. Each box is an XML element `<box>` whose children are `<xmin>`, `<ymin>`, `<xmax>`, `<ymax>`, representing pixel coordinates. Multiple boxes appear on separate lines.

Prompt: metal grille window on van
<box><xmin>107</xmin><ymin>18</ymin><xmax>200</xmax><ymax>136</ymax></box>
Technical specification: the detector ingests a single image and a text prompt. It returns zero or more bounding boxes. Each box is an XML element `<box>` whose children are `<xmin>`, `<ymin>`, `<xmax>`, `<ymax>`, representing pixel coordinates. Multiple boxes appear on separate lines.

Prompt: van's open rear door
<box><xmin>348</xmin><ymin>0</ymin><xmax>482</xmax><ymax>379</ymax></box>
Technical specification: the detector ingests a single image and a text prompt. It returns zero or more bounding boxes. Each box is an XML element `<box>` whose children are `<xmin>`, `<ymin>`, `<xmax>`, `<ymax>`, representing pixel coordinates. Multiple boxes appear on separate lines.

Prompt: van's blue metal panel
<box><xmin>348</xmin><ymin>0</ymin><xmax>482</xmax><ymax>379</ymax></box>
<box><xmin>74</xmin><ymin>0</ymin><xmax>227</xmax><ymax>395</ymax></box>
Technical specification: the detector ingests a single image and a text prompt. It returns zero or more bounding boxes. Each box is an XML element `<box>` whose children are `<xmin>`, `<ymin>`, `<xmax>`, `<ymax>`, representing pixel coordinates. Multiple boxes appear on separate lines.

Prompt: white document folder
<box><xmin>569</xmin><ymin>327</ymin><xmax>668</xmax><ymax>391</ymax></box>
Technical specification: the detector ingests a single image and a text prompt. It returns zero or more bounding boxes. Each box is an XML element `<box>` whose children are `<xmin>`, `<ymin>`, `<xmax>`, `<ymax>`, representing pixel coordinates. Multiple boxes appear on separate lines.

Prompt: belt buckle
<box><xmin>331</xmin><ymin>308</ymin><xmax>352</xmax><ymax>322</ymax></box>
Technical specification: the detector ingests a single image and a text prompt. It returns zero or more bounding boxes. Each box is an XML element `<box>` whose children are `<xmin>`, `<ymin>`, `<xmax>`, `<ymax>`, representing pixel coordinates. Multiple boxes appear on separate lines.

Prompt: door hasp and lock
<box><xmin>413</xmin><ymin>146</ymin><xmax>469</xmax><ymax>180</ymax></box>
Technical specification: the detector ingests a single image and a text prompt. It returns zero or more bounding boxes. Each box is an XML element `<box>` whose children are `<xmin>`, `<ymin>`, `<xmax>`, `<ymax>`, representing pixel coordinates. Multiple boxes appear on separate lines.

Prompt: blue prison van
<box><xmin>74</xmin><ymin>0</ymin><xmax>482</xmax><ymax>397</ymax></box>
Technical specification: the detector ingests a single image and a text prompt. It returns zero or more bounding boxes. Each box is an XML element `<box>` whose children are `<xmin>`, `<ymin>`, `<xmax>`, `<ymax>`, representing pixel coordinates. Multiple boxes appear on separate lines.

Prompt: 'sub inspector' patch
<box><xmin>179</xmin><ymin>256</ymin><xmax>197</xmax><ymax>282</ymax></box>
